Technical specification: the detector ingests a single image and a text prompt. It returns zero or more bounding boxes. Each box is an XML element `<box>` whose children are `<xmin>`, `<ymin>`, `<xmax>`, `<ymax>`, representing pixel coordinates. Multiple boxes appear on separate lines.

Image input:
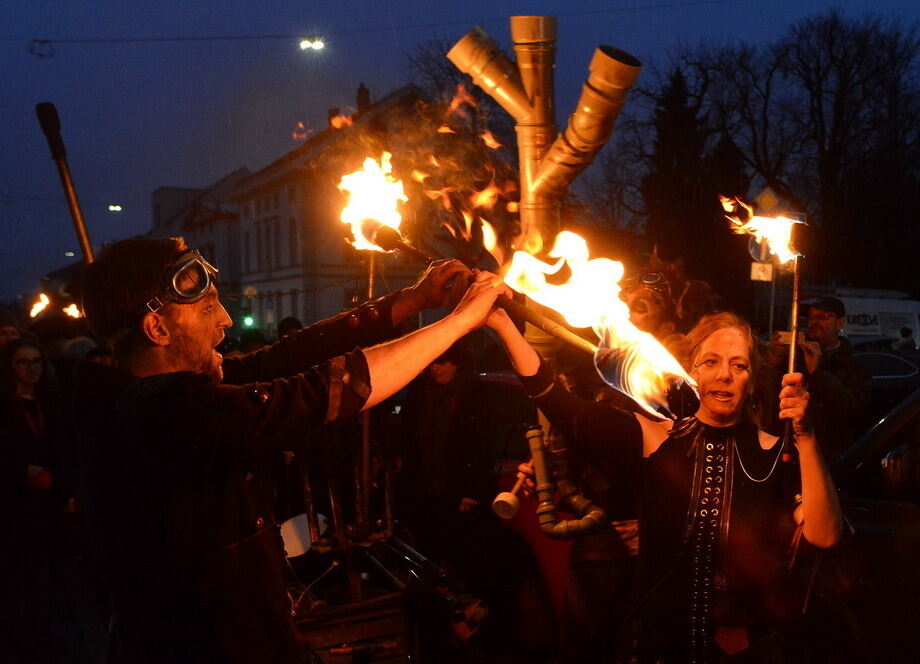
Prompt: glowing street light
<box><xmin>299</xmin><ymin>38</ymin><xmax>325</xmax><ymax>51</ymax></box>
<box><xmin>108</xmin><ymin>204</ymin><xmax>123</xmax><ymax>212</ymax></box>
<box><xmin>64</xmin><ymin>251</ymin><xmax>75</xmax><ymax>257</ymax></box>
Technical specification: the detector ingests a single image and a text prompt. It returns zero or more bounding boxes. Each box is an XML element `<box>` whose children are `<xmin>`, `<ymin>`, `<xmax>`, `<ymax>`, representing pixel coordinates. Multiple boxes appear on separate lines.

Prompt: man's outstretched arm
<box><xmin>362</xmin><ymin>272</ymin><xmax>507</xmax><ymax>410</ymax></box>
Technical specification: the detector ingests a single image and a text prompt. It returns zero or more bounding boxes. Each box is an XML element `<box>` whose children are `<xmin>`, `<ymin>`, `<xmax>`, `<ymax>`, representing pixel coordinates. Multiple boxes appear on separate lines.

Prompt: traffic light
<box><xmin>243</xmin><ymin>315</ymin><xmax>255</xmax><ymax>328</ymax></box>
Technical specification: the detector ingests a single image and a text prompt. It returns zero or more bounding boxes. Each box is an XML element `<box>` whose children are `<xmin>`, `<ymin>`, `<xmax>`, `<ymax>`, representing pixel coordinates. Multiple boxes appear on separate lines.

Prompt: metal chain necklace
<box><xmin>733</xmin><ymin>437</ymin><xmax>785</xmax><ymax>483</ymax></box>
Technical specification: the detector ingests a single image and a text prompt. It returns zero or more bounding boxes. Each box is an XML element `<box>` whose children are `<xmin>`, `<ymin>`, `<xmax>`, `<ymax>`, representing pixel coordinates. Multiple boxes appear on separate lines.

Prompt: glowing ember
<box><xmin>291</xmin><ymin>121</ymin><xmax>310</xmax><ymax>141</ymax></box>
<box><xmin>338</xmin><ymin>152</ymin><xmax>408</xmax><ymax>252</ymax></box>
<box><xmin>330</xmin><ymin>114</ymin><xmax>353</xmax><ymax>130</ymax></box>
<box><xmin>411</xmin><ymin>169</ymin><xmax>429</xmax><ymax>183</ymax></box>
<box><xmin>504</xmin><ymin>232</ymin><xmax>696</xmax><ymax>419</ymax></box>
<box><xmin>480</xmin><ymin>130</ymin><xmax>502</xmax><ymax>149</ymax></box>
<box><xmin>469</xmin><ymin>182</ymin><xmax>501</xmax><ymax>210</ymax></box>
<box><xmin>720</xmin><ymin>196</ymin><xmax>802</xmax><ymax>264</ymax></box>
<box><xmin>63</xmin><ymin>303</ymin><xmax>82</xmax><ymax>318</ymax></box>
<box><xmin>437</xmin><ymin>125</ymin><xmax>456</xmax><ymax>134</ymax></box>
<box><xmin>30</xmin><ymin>293</ymin><xmax>50</xmax><ymax>318</ymax></box>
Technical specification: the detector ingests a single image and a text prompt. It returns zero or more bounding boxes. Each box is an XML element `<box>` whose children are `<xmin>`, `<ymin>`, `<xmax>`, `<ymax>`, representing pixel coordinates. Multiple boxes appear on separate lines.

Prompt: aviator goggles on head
<box><xmin>620</xmin><ymin>271</ymin><xmax>672</xmax><ymax>303</ymax></box>
<box><xmin>145</xmin><ymin>250</ymin><xmax>219</xmax><ymax>314</ymax></box>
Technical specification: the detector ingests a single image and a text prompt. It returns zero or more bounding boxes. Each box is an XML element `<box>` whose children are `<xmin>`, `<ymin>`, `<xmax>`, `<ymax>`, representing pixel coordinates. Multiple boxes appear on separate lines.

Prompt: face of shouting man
<box><xmin>161</xmin><ymin>285</ymin><xmax>232</xmax><ymax>382</ymax></box>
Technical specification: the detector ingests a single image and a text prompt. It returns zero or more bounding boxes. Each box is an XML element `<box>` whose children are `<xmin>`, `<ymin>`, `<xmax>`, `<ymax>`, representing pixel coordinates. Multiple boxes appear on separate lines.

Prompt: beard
<box><xmin>170</xmin><ymin>328</ymin><xmax>223</xmax><ymax>383</ymax></box>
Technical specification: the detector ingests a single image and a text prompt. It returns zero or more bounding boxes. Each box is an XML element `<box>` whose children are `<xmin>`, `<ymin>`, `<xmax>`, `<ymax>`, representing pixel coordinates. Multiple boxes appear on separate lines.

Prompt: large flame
<box><xmin>338</xmin><ymin>152</ymin><xmax>408</xmax><ymax>252</ymax></box>
<box><xmin>30</xmin><ymin>293</ymin><xmax>49</xmax><ymax>318</ymax></box>
<box><xmin>504</xmin><ymin>231</ymin><xmax>696</xmax><ymax>420</ymax></box>
<box><xmin>721</xmin><ymin>196</ymin><xmax>802</xmax><ymax>264</ymax></box>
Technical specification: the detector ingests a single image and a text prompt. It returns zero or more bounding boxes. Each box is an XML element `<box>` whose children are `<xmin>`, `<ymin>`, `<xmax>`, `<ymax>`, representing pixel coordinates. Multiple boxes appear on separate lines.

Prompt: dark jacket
<box><xmin>73</xmin><ymin>294</ymin><xmax>402</xmax><ymax>663</ymax></box>
<box><xmin>807</xmin><ymin>337</ymin><xmax>872</xmax><ymax>461</ymax></box>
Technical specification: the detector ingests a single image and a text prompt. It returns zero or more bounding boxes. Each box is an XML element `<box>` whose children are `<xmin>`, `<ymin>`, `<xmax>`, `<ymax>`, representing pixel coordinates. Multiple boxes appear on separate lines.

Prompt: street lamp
<box><xmin>299</xmin><ymin>38</ymin><xmax>325</xmax><ymax>51</ymax></box>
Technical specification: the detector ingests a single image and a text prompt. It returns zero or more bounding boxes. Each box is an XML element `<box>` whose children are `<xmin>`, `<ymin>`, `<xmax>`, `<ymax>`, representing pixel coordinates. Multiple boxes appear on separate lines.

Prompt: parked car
<box><xmin>855</xmin><ymin>349</ymin><xmax>920</xmax><ymax>425</ymax></box>
<box><xmin>833</xmin><ymin>387</ymin><xmax>920</xmax><ymax>662</ymax></box>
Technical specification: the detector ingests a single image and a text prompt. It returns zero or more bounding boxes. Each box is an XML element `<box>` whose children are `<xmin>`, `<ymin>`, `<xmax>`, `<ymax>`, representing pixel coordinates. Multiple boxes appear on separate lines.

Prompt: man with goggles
<box><xmin>145</xmin><ymin>249</ymin><xmax>219</xmax><ymax>313</ymax></box>
<box><xmin>74</xmin><ymin>236</ymin><xmax>509</xmax><ymax>663</ymax></box>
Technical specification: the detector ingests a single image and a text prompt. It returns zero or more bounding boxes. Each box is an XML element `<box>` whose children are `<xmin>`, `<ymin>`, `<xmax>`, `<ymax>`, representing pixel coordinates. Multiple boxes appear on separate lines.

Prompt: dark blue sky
<box><xmin>2</xmin><ymin>0</ymin><xmax>917</xmax><ymax>302</ymax></box>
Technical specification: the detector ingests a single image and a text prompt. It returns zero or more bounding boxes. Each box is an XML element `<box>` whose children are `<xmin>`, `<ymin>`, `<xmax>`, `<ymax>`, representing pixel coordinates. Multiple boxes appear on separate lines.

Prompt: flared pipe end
<box><xmin>510</xmin><ymin>16</ymin><xmax>557</xmax><ymax>43</ymax></box>
<box><xmin>591</xmin><ymin>45</ymin><xmax>643</xmax><ymax>92</ymax></box>
<box><xmin>446</xmin><ymin>26</ymin><xmax>493</xmax><ymax>73</ymax></box>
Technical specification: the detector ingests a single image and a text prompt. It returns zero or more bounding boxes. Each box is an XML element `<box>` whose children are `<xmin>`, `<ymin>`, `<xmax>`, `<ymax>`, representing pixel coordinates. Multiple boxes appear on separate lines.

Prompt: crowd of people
<box><xmin>0</xmin><ymin>235</ymin><xmax>883</xmax><ymax>663</ymax></box>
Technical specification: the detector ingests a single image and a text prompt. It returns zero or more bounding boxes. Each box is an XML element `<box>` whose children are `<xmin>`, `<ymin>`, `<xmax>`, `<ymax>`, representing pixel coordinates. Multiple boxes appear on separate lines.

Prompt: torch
<box><xmin>722</xmin><ymin>197</ymin><xmax>805</xmax><ymax>460</ymax></box>
<box><xmin>35</xmin><ymin>103</ymin><xmax>94</xmax><ymax>263</ymax></box>
<box><xmin>368</xmin><ymin>221</ymin><xmax>600</xmax><ymax>357</ymax></box>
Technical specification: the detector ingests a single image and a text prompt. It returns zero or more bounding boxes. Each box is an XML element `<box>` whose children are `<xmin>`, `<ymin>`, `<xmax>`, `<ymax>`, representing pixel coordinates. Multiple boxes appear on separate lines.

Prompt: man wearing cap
<box><xmin>791</xmin><ymin>297</ymin><xmax>872</xmax><ymax>460</ymax></box>
<box><xmin>72</xmin><ymin>236</ymin><xmax>507</xmax><ymax>663</ymax></box>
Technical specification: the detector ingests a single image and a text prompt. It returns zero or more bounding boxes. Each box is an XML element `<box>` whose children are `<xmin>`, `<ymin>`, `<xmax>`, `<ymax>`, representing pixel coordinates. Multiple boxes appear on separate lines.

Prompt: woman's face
<box><xmin>690</xmin><ymin>327</ymin><xmax>751</xmax><ymax>426</ymax></box>
<box><xmin>11</xmin><ymin>346</ymin><xmax>43</xmax><ymax>388</ymax></box>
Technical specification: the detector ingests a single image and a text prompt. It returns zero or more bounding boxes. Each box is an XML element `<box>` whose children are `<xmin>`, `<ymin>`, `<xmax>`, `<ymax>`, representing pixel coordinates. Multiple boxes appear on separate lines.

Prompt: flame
<box><xmin>63</xmin><ymin>303</ymin><xmax>82</xmax><ymax>318</ymax></box>
<box><xmin>481</xmin><ymin>220</ymin><xmax>504</xmax><ymax>266</ymax></box>
<box><xmin>447</xmin><ymin>83</ymin><xmax>477</xmax><ymax>116</ymax></box>
<box><xmin>504</xmin><ymin>231</ymin><xmax>696</xmax><ymax>419</ymax></box>
<box><xmin>480</xmin><ymin>130</ymin><xmax>502</xmax><ymax>149</ymax></box>
<box><xmin>30</xmin><ymin>293</ymin><xmax>50</xmax><ymax>318</ymax></box>
<box><xmin>437</xmin><ymin>124</ymin><xmax>456</xmax><ymax>134</ymax></box>
<box><xmin>720</xmin><ymin>196</ymin><xmax>802</xmax><ymax>264</ymax></box>
<box><xmin>411</xmin><ymin>169</ymin><xmax>429</xmax><ymax>183</ymax></box>
<box><xmin>330</xmin><ymin>114</ymin><xmax>353</xmax><ymax>130</ymax></box>
<box><xmin>338</xmin><ymin>152</ymin><xmax>407</xmax><ymax>252</ymax></box>
<box><xmin>506</xmin><ymin>201</ymin><xmax>519</xmax><ymax>214</ymax></box>
<box><xmin>469</xmin><ymin>182</ymin><xmax>501</xmax><ymax>210</ymax></box>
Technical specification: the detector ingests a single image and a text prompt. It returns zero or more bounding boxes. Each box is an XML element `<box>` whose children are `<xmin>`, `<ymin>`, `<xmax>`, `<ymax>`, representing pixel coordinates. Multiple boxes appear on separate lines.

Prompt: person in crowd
<box><xmin>277</xmin><ymin>316</ymin><xmax>303</xmax><ymax>340</ymax></box>
<box><xmin>0</xmin><ymin>337</ymin><xmax>82</xmax><ymax>659</ymax></box>
<box><xmin>239</xmin><ymin>327</ymin><xmax>268</xmax><ymax>353</ymax></box>
<box><xmin>771</xmin><ymin>297</ymin><xmax>872</xmax><ymax>460</ymax></box>
<box><xmin>492</xmin><ymin>308</ymin><xmax>842</xmax><ymax>662</ymax></box>
<box><xmin>0</xmin><ymin>308</ymin><xmax>22</xmax><ymax>349</ymax></box>
<box><xmin>72</xmin><ymin>236</ymin><xmax>505</xmax><ymax>663</ymax></box>
<box><xmin>897</xmin><ymin>326</ymin><xmax>917</xmax><ymax>351</ymax></box>
<box><xmin>400</xmin><ymin>338</ymin><xmax>489</xmax><ymax>560</ymax></box>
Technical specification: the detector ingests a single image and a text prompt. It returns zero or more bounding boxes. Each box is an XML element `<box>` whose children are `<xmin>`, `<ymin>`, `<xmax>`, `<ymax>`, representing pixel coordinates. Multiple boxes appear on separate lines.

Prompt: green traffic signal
<box><xmin>243</xmin><ymin>315</ymin><xmax>255</xmax><ymax>328</ymax></box>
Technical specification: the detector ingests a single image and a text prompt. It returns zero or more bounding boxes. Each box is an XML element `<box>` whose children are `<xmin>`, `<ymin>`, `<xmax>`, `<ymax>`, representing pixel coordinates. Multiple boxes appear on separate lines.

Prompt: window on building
<box><xmin>272</xmin><ymin>192</ymin><xmax>280</xmax><ymax>209</ymax></box>
<box><xmin>274</xmin><ymin>221</ymin><xmax>281</xmax><ymax>268</ymax></box>
<box><xmin>289</xmin><ymin>218</ymin><xmax>298</xmax><ymax>265</ymax></box>
<box><xmin>244</xmin><ymin>231</ymin><xmax>251</xmax><ymax>273</ymax></box>
<box><xmin>256</xmin><ymin>227</ymin><xmax>263</xmax><ymax>272</ymax></box>
<box><xmin>264</xmin><ymin>225</ymin><xmax>271</xmax><ymax>271</ymax></box>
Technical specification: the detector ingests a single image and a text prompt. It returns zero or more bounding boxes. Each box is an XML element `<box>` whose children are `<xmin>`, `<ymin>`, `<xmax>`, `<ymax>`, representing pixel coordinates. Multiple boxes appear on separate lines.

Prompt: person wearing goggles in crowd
<box><xmin>73</xmin><ymin>236</ymin><xmax>509</xmax><ymax>663</ymax></box>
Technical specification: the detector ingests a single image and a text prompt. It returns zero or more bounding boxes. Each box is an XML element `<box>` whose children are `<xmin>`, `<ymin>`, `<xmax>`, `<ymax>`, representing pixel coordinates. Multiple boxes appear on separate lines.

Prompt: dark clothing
<box><xmin>520</xmin><ymin>362</ymin><xmax>803</xmax><ymax>663</ymax></box>
<box><xmin>73</xmin><ymin>294</ymin><xmax>402</xmax><ymax>663</ymax></box>
<box><xmin>806</xmin><ymin>338</ymin><xmax>871</xmax><ymax>461</ymax></box>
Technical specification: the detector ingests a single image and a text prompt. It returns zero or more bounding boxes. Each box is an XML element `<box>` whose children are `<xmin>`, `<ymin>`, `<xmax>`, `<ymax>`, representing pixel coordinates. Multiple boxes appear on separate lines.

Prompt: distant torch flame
<box><xmin>338</xmin><ymin>152</ymin><xmax>408</xmax><ymax>252</ymax></box>
<box><xmin>63</xmin><ymin>303</ymin><xmax>82</xmax><ymax>318</ymax></box>
<box><xmin>720</xmin><ymin>196</ymin><xmax>802</xmax><ymax>264</ymax></box>
<box><xmin>330</xmin><ymin>114</ymin><xmax>353</xmax><ymax>130</ymax></box>
<box><xmin>504</xmin><ymin>232</ymin><xmax>696</xmax><ymax>419</ymax></box>
<box><xmin>30</xmin><ymin>293</ymin><xmax>50</xmax><ymax>318</ymax></box>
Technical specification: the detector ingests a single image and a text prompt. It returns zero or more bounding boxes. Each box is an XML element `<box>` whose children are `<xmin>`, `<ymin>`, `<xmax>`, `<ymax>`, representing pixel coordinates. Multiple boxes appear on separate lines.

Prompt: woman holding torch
<box><xmin>487</xmin><ymin>308</ymin><xmax>842</xmax><ymax>663</ymax></box>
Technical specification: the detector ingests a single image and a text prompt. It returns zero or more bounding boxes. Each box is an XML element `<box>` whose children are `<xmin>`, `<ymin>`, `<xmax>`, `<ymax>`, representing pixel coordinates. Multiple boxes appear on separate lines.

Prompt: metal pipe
<box><xmin>531</xmin><ymin>45</ymin><xmax>642</xmax><ymax>199</ymax></box>
<box><xmin>526</xmin><ymin>426</ymin><xmax>605</xmax><ymax>539</ymax></box>
<box><xmin>510</xmin><ymin>16</ymin><xmax>559</xmax><ymax>253</ymax></box>
<box><xmin>35</xmin><ymin>103</ymin><xmax>94</xmax><ymax>263</ymax></box>
<box><xmin>782</xmin><ymin>255</ymin><xmax>801</xmax><ymax>462</ymax></box>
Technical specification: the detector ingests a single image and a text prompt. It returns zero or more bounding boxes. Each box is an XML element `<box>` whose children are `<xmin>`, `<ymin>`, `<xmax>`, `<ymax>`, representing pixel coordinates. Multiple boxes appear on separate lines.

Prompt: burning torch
<box><xmin>722</xmin><ymin>196</ymin><xmax>806</xmax><ymax>460</ymax></box>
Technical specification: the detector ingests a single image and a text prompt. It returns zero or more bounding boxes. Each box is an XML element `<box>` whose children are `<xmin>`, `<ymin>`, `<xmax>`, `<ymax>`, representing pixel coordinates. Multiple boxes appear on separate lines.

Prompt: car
<box><xmin>855</xmin><ymin>349</ymin><xmax>920</xmax><ymax>425</ymax></box>
<box><xmin>832</xmin><ymin>386</ymin><xmax>920</xmax><ymax>662</ymax></box>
